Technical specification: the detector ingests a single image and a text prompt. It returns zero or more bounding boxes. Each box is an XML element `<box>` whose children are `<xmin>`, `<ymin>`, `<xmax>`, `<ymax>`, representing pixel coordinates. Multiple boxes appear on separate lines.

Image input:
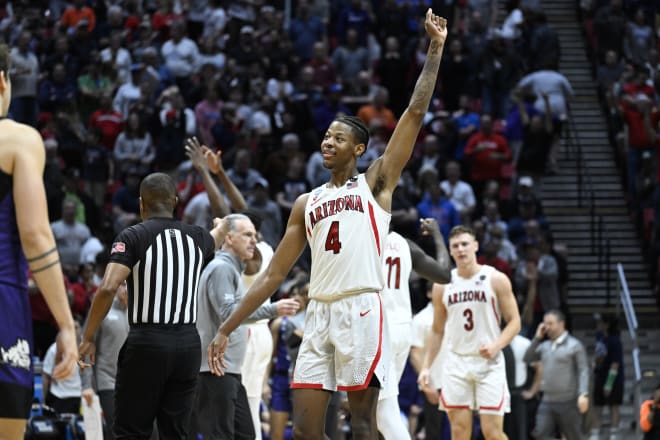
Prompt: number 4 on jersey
<box><xmin>324</xmin><ymin>221</ymin><xmax>342</xmax><ymax>254</ymax></box>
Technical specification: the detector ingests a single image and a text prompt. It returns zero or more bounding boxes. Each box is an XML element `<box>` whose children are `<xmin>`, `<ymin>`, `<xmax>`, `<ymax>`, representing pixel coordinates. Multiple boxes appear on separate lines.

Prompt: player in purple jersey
<box><xmin>0</xmin><ymin>43</ymin><xmax>78</xmax><ymax>439</ymax></box>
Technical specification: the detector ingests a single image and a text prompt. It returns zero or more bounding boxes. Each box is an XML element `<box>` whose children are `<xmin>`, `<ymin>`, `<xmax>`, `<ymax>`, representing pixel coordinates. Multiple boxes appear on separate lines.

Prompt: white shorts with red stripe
<box><xmin>439</xmin><ymin>350</ymin><xmax>510</xmax><ymax>415</ymax></box>
<box><xmin>292</xmin><ymin>292</ymin><xmax>390</xmax><ymax>392</ymax></box>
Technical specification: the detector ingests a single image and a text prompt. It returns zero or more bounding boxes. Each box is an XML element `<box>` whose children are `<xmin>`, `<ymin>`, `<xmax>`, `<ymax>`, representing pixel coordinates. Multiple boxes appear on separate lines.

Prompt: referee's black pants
<box><xmin>114</xmin><ymin>324</ymin><xmax>201</xmax><ymax>440</ymax></box>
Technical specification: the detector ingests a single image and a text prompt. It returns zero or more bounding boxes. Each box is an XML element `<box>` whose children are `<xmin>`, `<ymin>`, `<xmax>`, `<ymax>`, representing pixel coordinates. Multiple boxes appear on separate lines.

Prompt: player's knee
<box><xmin>480</xmin><ymin>422</ymin><xmax>505</xmax><ymax>440</ymax></box>
<box><xmin>292</xmin><ymin>421</ymin><xmax>324</xmax><ymax>440</ymax></box>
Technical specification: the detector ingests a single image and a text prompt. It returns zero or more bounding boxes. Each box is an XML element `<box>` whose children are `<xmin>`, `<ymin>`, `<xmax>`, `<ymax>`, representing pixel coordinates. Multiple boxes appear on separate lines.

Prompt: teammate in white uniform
<box><xmin>378</xmin><ymin>219</ymin><xmax>451</xmax><ymax>440</ymax></box>
<box><xmin>209</xmin><ymin>11</ymin><xmax>448</xmax><ymax>440</ymax></box>
<box><xmin>419</xmin><ymin>225</ymin><xmax>520</xmax><ymax>440</ymax></box>
<box><xmin>241</xmin><ymin>239</ymin><xmax>274</xmax><ymax>440</ymax></box>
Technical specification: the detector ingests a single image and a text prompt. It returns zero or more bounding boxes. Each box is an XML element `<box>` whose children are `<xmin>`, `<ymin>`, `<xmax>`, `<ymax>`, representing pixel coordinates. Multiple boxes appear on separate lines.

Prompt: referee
<box><xmin>79</xmin><ymin>172</ymin><xmax>229</xmax><ymax>439</ymax></box>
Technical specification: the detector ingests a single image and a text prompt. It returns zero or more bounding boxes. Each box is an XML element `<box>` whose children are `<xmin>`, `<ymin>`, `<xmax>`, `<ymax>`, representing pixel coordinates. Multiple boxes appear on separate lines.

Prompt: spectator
<box><xmin>489</xmin><ymin>224</ymin><xmax>519</xmax><ymax>270</ymax></box>
<box><xmin>523</xmin><ymin>310</ymin><xmax>590</xmax><ymax>440</ymax></box>
<box><xmin>356</xmin><ymin>86</ymin><xmax>397</xmax><ymax>130</ymax></box>
<box><xmin>155</xmin><ymin>86</ymin><xmax>196</xmax><ymax>174</ymax></box>
<box><xmin>515</xmin><ymin>92</ymin><xmax>555</xmax><ymax>179</ymax></box>
<box><xmin>202</xmin><ymin>0</ymin><xmax>228</xmax><ymax>46</ymax></box>
<box><xmin>375</xmin><ymin>36</ymin><xmax>407</xmax><ymax>116</ymax></box>
<box><xmin>307</xmin><ymin>41</ymin><xmax>337</xmax><ymax>89</ymax></box>
<box><xmin>227</xmin><ymin>25</ymin><xmax>262</xmax><ymax>72</ymax></box>
<box><xmin>81</xmin><ymin>128</ymin><xmax>111</xmax><ymax>209</ymax></box>
<box><xmin>517</xmin><ymin>67</ymin><xmax>574</xmax><ymax>122</ymax></box>
<box><xmin>227</xmin><ymin>148</ymin><xmax>266</xmax><ymax>195</ymax></box>
<box><xmin>42</xmin><ymin>321</ymin><xmax>82</xmax><ymax>414</ymax></box>
<box><xmin>247</xmin><ymin>178</ymin><xmax>282</xmax><ymax>249</ymax></box>
<box><xmin>640</xmin><ymin>384</ymin><xmax>660</xmax><ymax>439</ymax></box>
<box><xmin>411</xmin><ymin>133</ymin><xmax>447</xmax><ymax>178</ymax></box>
<box><xmin>51</xmin><ymin>199</ymin><xmax>91</xmax><ymax>280</ymax></box>
<box><xmin>70</xmin><ymin>263</ymin><xmax>96</xmax><ymax>320</ymax></box>
<box><xmin>111</xmin><ymin>169</ymin><xmax>141</xmax><ymax>234</ymax></box>
<box><xmin>288</xmin><ymin>0</ymin><xmax>325</xmax><ymax>63</ymax></box>
<box><xmin>624</xmin><ymin>8</ymin><xmax>654</xmax><ymax>64</ymax></box>
<box><xmin>101</xmin><ymin>30</ymin><xmax>133</xmax><ymax>85</ymax></box>
<box><xmin>38</xmin><ymin>62</ymin><xmax>77</xmax><ymax>115</ymax></box>
<box><xmin>440</xmin><ymin>38</ymin><xmax>471</xmax><ymax>113</ymax></box>
<box><xmin>9</xmin><ymin>30</ymin><xmax>39</xmax><ymax>127</ymax></box>
<box><xmin>60</xmin><ymin>0</ymin><xmax>96</xmax><ymax>34</ymax></box>
<box><xmin>589</xmin><ymin>315</ymin><xmax>624</xmax><ymax>440</ymax></box>
<box><xmin>113</xmin><ymin>110</ymin><xmax>155</xmax><ymax>177</ymax></box>
<box><xmin>479</xmin><ymin>33</ymin><xmax>521</xmax><ymax>118</ymax></box>
<box><xmin>515</xmin><ymin>239</ymin><xmax>561</xmax><ymax>338</ymax></box>
<box><xmin>112</xmin><ymin>63</ymin><xmax>143</xmax><ymax>120</ymax></box>
<box><xmin>593</xmin><ymin>0</ymin><xmax>627</xmax><ymax>63</ymax></box>
<box><xmin>478</xmin><ymin>238</ymin><xmax>513</xmax><ymax>279</ymax></box>
<box><xmin>527</xmin><ymin>11</ymin><xmax>561</xmax><ymax>71</ymax></box>
<box><xmin>77</xmin><ymin>53</ymin><xmax>114</xmax><ymax>122</ymax></box>
<box><xmin>481</xmin><ymin>199</ymin><xmax>509</xmax><ymax>239</ymax></box>
<box><xmin>312</xmin><ymin>83</ymin><xmax>352</xmax><ymax>137</ymax></box>
<box><xmin>275</xmin><ymin>153</ymin><xmax>309</xmax><ymax>220</ymax></box>
<box><xmin>89</xmin><ymin>92</ymin><xmax>124</xmax><ymax>152</ymax></box>
<box><xmin>416</xmin><ymin>171</ymin><xmax>462</xmax><ymax>243</ymax></box>
<box><xmin>464</xmin><ymin>114</ymin><xmax>512</xmax><ymax>195</ymax></box>
<box><xmin>336</xmin><ymin>0</ymin><xmax>371</xmax><ymax>46</ymax></box>
<box><xmin>161</xmin><ymin>19</ymin><xmax>199</xmax><ymax>92</ymax></box>
<box><xmin>331</xmin><ymin>28</ymin><xmax>371</xmax><ymax>94</ymax></box>
<box><xmin>451</xmin><ymin>94</ymin><xmax>480</xmax><ymax>161</ymax></box>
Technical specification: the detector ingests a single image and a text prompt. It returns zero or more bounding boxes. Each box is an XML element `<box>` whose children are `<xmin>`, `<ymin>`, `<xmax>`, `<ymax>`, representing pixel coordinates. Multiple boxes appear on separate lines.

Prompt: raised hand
<box><xmin>424</xmin><ymin>9</ymin><xmax>448</xmax><ymax>45</ymax></box>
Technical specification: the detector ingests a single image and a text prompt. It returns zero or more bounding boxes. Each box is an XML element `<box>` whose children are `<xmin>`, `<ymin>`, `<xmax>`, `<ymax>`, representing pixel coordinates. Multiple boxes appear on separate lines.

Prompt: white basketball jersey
<box><xmin>304</xmin><ymin>174</ymin><xmax>391</xmax><ymax>301</ymax></box>
<box><xmin>381</xmin><ymin>231</ymin><xmax>413</xmax><ymax>325</ymax></box>
<box><xmin>442</xmin><ymin>265</ymin><xmax>502</xmax><ymax>355</ymax></box>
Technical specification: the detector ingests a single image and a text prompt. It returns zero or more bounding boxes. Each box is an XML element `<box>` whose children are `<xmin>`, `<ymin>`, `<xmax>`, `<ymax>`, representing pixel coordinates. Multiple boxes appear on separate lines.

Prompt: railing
<box><xmin>565</xmin><ymin>108</ymin><xmax>613</xmax><ymax>303</ymax></box>
<box><xmin>616</xmin><ymin>263</ymin><xmax>642</xmax><ymax>437</ymax></box>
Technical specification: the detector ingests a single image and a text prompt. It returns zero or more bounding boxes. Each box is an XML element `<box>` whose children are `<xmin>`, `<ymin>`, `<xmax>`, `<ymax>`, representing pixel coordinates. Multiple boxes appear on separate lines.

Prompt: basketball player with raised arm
<box><xmin>0</xmin><ymin>43</ymin><xmax>78</xmax><ymax>439</ymax></box>
<box><xmin>207</xmin><ymin>9</ymin><xmax>448</xmax><ymax>440</ymax></box>
<box><xmin>378</xmin><ymin>218</ymin><xmax>451</xmax><ymax>439</ymax></box>
<box><xmin>419</xmin><ymin>225</ymin><xmax>521</xmax><ymax>440</ymax></box>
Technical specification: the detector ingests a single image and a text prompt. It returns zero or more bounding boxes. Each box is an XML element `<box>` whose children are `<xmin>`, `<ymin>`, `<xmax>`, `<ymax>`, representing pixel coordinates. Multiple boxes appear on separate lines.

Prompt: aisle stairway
<box><xmin>535</xmin><ymin>0</ymin><xmax>659</xmax><ymax>323</ymax></box>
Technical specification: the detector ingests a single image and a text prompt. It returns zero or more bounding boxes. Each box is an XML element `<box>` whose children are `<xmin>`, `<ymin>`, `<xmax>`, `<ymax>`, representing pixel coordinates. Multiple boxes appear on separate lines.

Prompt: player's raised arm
<box><xmin>366</xmin><ymin>9</ymin><xmax>447</xmax><ymax>195</ymax></box>
<box><xmin>209</xmin><ymin>193</ymin><xmax>310</xmax><ymax>375</ymax></box>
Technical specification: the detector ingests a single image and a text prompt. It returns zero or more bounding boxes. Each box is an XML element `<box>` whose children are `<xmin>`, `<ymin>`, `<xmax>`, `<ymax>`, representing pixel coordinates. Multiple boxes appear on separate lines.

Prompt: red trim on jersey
<box><xmin>479</xmin><ymin>385</ymin><xmax>506</xmax><ymax>411</ymax></box>
<box><xmin>290</xmin><ymin>381</ymin><xmax>325</xmax><ymax>390</ymax></box>
<box><xmin>337</xmin><ymin>293</ymin><xmax>383</xmax><ymax>392</ymax></box>
<box><xmin>367</xmin><ymin>202</ymin><xmax>381</xmax><ymax>256</ymax></box>
<box><xmin>440</xmin><ymin>389</ymin><xmax>471</xmax><ymax>409</ymax></box>
<box><xmin>491</xmin><ymin>297</ymin><xmax>500</xmax><ymax>323</ymax></box>
<box><xmin>306</xmin><ymin>225</ymin><xmax>312</xmax><ymax>238</ymax></box>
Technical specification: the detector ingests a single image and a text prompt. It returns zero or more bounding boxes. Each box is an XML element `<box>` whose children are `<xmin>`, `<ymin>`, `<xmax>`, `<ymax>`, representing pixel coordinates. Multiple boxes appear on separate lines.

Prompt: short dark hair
<box><xmin>545</xmin><ymin>309</ymin><xmax>566</xmax><ymax>323</ymax></box>
<box><xmin>0</xmin><ymin>43</ymin><xmax>9</xmax><ymax>76</ymax></box>
<box><xmin>140</xmin><ymin>172</ymin><xmax>177</xmax><ymax>212</ymax></box>
<box><xmin>448</xmin><ymin>225</ymin><xmax>477</xmax><ymax>241</ymax></box>
<box><xmin>334</xmin><ymin>115</ymin><xmax>369</xmax><ymax>147</ymax></box>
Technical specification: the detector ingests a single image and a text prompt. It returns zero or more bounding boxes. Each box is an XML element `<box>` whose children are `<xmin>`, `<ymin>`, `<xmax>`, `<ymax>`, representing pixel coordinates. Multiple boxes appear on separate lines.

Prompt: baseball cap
<box><xmin>240</xmin><ymin>25</ymin><xmax>254</xmax><ymax>34</ymax></box>
<box><xmin>518</xmin><ymin>176</ymin><xmax>534</xmax><ymax>188</ymax></box>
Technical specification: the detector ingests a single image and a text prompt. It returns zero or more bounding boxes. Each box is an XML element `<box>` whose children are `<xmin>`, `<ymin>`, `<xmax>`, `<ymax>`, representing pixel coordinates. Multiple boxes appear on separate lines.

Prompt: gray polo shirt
<box><xmin>196</xmin><ymin>250</ymin><xmax>277</xmax><ymax>375</ymax></box>
<box><xmin>523</xmin><ymin>331</ymin><xmax>590</xmax><ymax>402</ymax></box>
<box><xmin>81</xmin><ymin>298</ymin><xmax>129</xmax><ymax>391</ymax></box>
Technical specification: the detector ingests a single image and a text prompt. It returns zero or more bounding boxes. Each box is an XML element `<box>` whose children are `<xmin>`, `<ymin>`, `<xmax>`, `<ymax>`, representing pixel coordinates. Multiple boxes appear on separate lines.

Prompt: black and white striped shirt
<box><xmin>109</xmin><ymin>218</ymin><xmax>216</xmax><ymax>325</ymax></box>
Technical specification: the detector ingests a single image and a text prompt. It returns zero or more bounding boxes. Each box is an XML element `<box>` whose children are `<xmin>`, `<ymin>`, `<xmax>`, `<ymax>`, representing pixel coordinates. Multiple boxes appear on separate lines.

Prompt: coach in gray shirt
<box><xmin>194</xmin><ymin>214</ymin><xmax>299</xmax><ymax>439</ymax></box>
<box><xmin>81</xmin><ymin>283</ymin><xmax>129</xmax><ymax>440</ymax></box>
<box><xmin>524</xmin><ymin>309</ymin><xmax>590</xmax><ymax>440</ymax></box>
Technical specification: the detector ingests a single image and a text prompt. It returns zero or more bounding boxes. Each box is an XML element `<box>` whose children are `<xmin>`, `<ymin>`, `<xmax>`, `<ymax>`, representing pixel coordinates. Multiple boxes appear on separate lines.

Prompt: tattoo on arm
<box><xmin>26</xmin><ymin>247</ymin><xmax>58</xmax><ymax>262</ymax></box>
<box><xmin>409</xmin><ymin>41</ymin><xmax>443</xmax><ymax>112</ymax></box>
<box><xmin>31</xmin><ymin>259</ymin><xmax>61</xmax><ymax>274</ymax></box>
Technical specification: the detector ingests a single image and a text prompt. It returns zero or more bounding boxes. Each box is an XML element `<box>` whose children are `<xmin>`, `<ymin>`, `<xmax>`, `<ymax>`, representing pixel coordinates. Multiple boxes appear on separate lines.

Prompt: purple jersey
<box><xmin>0</xmin><ymin>168</ymin><xmax>33</xmax><ymax>389</ymax></box>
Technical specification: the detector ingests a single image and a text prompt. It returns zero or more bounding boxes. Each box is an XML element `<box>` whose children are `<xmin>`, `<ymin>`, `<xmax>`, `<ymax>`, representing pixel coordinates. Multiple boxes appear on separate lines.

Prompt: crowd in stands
<box><xmin>579</xmin><ymin>0</ymin><xmax>660</xmax><ymax>301</ymax></box>
<box><xmin>3</xmin><ymin>0</ymin><xmax>658</xmax><ymax>438</ymax></box>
